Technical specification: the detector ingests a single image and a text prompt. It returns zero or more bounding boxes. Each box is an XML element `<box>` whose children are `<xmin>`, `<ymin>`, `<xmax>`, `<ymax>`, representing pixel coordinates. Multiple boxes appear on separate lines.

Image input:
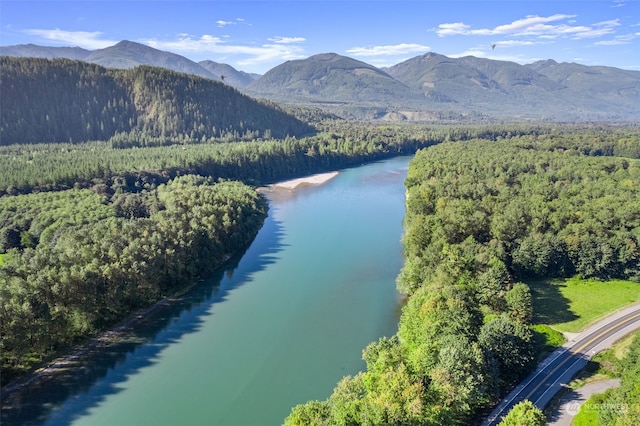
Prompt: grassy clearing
<box><xmin>529</xmin><ymin>277</ymin><xmax>640</xmax><ymax>333</ymax></box>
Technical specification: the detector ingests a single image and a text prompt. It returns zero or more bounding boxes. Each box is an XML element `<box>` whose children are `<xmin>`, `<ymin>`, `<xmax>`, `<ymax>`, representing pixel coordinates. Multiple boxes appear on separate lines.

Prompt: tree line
<box><xmin>3</xmin><ymin>123</ymin><xmax>636</xmax><ymax>196</ymax></box>
<box><xmin>284</xmin><ymin>130</ymin><xmax>639</xmax><ymax>425</ymax></box>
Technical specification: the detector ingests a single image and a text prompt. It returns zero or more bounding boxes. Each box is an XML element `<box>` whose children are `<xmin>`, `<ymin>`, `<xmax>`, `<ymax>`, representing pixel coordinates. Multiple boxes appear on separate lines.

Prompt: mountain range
<box><xmin>0</xmin><ymin>41</ymin><xmax>255</xmax><ymax>85</ymax></box>
<box><xmin>2</xmin><ymin>40</ymin><xmax>639</xmax><ymax>121</ymax></box>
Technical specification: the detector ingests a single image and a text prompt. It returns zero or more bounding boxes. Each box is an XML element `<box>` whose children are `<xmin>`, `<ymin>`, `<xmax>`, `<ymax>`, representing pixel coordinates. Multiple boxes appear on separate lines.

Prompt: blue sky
<box><xmin>1</xmin><ymin>1</ymin><xmax>638</xmax><ymax>74</ymax></box>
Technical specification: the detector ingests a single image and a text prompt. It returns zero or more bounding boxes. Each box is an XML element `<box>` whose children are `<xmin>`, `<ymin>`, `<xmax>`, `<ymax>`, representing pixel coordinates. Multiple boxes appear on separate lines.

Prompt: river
<box><xmin>2</xmin><ymin>156</ymin><xmax>411</xmax><ymax>426</ymax></box>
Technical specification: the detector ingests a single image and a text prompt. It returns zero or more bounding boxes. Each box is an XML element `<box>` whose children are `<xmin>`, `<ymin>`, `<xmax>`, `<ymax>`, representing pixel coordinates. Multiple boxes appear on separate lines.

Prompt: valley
<box><xmin>1</xmin><ymin>38</ymin><xmax>639</xmax><ymax>426</ymax></box>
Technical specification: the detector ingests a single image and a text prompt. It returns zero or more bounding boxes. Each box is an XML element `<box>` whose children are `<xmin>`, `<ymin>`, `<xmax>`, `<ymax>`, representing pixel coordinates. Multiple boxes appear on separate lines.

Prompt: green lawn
<box><xmin>529</xmin><ymin>277</ymin><xmax>640</xmax><ymax>333</ymax></box>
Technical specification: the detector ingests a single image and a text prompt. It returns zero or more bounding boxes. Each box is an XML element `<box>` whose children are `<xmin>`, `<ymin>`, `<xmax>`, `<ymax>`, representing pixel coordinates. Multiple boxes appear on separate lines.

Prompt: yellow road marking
<box><xmin>525</xmin><ymin>311</ymin><xmax>640</xmax><ymax>400</ymax></box>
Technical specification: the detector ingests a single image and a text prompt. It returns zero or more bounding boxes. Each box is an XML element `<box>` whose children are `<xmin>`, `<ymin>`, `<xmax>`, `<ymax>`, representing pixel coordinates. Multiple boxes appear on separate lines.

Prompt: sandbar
<box><xmin>271</xmin><ymin>171</ymin><xmax>339</xmax><ymax>190</ymax></box>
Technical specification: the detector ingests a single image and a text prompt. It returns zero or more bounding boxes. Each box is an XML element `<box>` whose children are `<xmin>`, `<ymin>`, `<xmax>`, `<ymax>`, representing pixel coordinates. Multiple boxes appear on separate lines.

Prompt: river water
<box><xmin>3</xmin><ymin>156</ymin><xmax>410</xmax><ymax>426</ymax></box>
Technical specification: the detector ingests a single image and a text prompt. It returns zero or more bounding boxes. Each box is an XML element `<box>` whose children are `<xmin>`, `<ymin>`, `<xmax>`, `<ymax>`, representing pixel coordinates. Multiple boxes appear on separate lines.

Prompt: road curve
<box><xmin>481</xmin><ymin>302</ymin><xmax>640</xmax><ymax>426</ymax></box>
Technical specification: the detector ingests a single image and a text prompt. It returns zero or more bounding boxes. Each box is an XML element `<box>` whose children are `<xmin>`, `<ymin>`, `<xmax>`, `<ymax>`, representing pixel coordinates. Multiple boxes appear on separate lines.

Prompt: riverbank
<box><xmin>0</xmin><ymin>249</ymin><xmax>239</xmax><ymax>400</ymax></box>
<box><xmin>1</xmin><ymin>290</ymin><xmax>182</xmax><ymax>397</ymax></box>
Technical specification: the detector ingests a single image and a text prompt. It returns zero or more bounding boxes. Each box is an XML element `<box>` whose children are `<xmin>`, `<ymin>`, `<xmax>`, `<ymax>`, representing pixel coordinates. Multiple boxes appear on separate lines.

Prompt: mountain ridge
<box><xmin>0</xmin><ymin>41</ymin><xmax>254</xmax><ymax>88</ymax></box>
<box><xmin>1</xmin><ymin>41</ymin><xmax>638</xmax><ymax>120</ymax></box>
<box><xmin>245</xmin><ymin>52</ymin><xmax>425</xmax><ymax>107</ymax></box>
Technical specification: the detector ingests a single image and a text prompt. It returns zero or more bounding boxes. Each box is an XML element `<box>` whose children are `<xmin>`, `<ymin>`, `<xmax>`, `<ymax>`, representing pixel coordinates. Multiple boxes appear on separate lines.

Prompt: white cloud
<box><xmin>22</xmin><ymin>28</ymin><xmax>117</xmax><ymax>49</ymax></box>
<box><xmin>449</xmin><ymin>48</ymin><xmax>486</xmax><ymax>58</ymax></box>
<box><xmin>492</xmin><ymin>14</ymin><xmax>577</xmax><ymax>35</ymax></box>
<box><xmin>571</xmin><ymin>19</ymin><xmax>620</xmax><ymax>39</ymax></box>
<box><xmin>594</xmin><ymin>39</ymin><xmax>628</xmax><ymax>46</ymax></box>
<box><xmin>435</xmin><ymin>22</ymin><xmax>476</xmax><ymax>37</ymax></box>
<box><xmin>594</xmin><ymin>33</ymin><xmax>637</xmax><ymax>45</ymax></box>
<box><xmin>145</xmin><ymin>34</ymin><xmax>227</xmax><ymax>52</ymax></box>
<box><xmin>236</xmin><ymin>43</ymin><xmax>306</xmax><ymax>67</ymax></box>
<box><xmin>143</xmin><ymin>33</ymin><xmax>306</xmax><ymax>70</ymax></box>
<box><xmin>268</xmin><ymin>36</ymin><xmax>306</xmax><ymax>44</ymax></box>
<box><xmin>216</xmin><ymin>18</ymin><xmax>250</xmax><ymax>28</ymax></box>
<box><xmin>449</xmin><ymin>48</ymin><xmax>542</xmax><ymax>64</ymax></box>
<box><xmin>346</xmin><ymin>43</ymin><xmax>430</xmax><ymax>57</ymax></box>
<box><xmin>435</xmin><ymin>14</ymin><xmax>620</xmax><ymax>40</ymax></box>
<box><xmin>494</xmin><ymin>40</ymin><xmax>542</xmax><ymax>47</ymax></box>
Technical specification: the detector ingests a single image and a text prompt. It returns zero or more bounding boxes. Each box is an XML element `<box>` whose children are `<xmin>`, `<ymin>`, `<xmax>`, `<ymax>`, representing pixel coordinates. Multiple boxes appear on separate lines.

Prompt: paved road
<box><xmin>481</xmin><ymin>302</ymin><xmax>640</xmax><ymax>426</ymax></box>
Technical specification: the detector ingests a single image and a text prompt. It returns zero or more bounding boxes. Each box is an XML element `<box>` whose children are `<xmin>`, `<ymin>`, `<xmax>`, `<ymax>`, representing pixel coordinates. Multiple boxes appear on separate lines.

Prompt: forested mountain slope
<box><xmin>83</xmin><ymin>40</ymin><xmax>219</xmax><ymax>80</ymax></box>
<box><xmin>384</xmin><ymin>52</ymin><xmax>640</xmax><ymax>120</ymax></box>
<box><xmin>0</xmin><ymin>43</ymin><xmax>91</xmax><ymax>60</ymax></box>
<box><xmin>0</xmin><ymin>57</ymin><xmax>313</xmax><ymax>145</ymax></box>
<box><xmin>199</xmin><ymin>59</ymin><xmax>257</xmax><ymax>88</ymax></box>
<box><xmin>0</xmin><ymin>41</ymin><xmax>256</xmax><ymax>88</ymax></box>
<box><xmin>0</xmin><ymin>41</ymin><xmax>221</xmax><ymax>81</ymax></box>
<box><xmin>245</xmin><ymin>53</ymin><xmax>427</xmax><ymax>108</ymax></box>
<box><xmin>526</xmin><ymin>59</ymin><xmax>640</xmax><ymax>114</ymax></box>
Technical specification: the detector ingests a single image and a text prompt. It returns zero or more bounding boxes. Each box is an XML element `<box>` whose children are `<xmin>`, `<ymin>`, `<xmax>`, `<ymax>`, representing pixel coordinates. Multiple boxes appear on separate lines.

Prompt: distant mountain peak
<box><xmin>308</xmin><ymin>52</ymin><xmax>341</xmax><ymax>61</ymax></box>
<box><xmin>198</xmin><ymin>60</ymin><xmax>257</xmax><ymax>88</ymax></box>
<box><xmin>84</xmin><ymin>41</ymin><xmax>219</xmax><ymax>80</ymax></box>
<box><xmin>113</xmin><ymin>40</ymin><xmax>138</xmax><ymax>47</ymax></box>
<box><xmin>530</xmin><ymin>59</ymin><xmax>559</xmax><ymax>67</ymax></box>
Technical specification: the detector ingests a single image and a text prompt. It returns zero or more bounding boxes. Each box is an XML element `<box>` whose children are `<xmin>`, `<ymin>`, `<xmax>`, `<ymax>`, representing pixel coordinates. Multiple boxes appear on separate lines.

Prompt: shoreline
<box><xmin>0</xmin><ymin>250</ymin><xmax>241</xmax><ymax>400</ymax></box>
<box><xmin>0</xmin><ymin>294</ymin><xmax>178</xmax><ymax>397</ymax></box>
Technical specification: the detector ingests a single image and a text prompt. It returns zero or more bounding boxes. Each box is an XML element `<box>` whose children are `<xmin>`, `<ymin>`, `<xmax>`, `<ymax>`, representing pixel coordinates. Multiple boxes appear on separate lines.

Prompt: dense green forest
<box><xmin>0</xmin><ymin>177</ymin><xmax>267</xmax><ymax>382</ymax></box>
<box><xmin>284</xmin><ymin>130</ymin><xmax>640</xmax><ymax>425</ymax></box>
<box><xmin>0</xmin><ymin>57</ymin><xmax>313</xmax><ymax>145</ymax></box>
<box><xmin>3</xmin><ymin>122</ymin><xmax>635</xmax><ymax>196</ymax></box>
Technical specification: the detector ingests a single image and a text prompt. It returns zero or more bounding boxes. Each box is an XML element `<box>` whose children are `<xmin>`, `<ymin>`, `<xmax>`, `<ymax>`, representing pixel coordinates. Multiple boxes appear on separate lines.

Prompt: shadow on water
<box><xmin>1</xmin><ymin>211</ymin><xmax>287</xmax><ymax>426</ymax></box>
<box><xmin>529</xmin><ymin>279</ymin><xmax>579</xmax><ymax>326</ymax></box>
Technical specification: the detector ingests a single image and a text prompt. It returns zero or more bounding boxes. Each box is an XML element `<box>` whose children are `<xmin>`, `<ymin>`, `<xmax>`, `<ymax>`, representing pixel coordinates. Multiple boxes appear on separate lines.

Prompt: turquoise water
<box><xmin>7</xmin><ymin>156</ymin><xmax>410</xmax><ymax>426</ymax></box>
